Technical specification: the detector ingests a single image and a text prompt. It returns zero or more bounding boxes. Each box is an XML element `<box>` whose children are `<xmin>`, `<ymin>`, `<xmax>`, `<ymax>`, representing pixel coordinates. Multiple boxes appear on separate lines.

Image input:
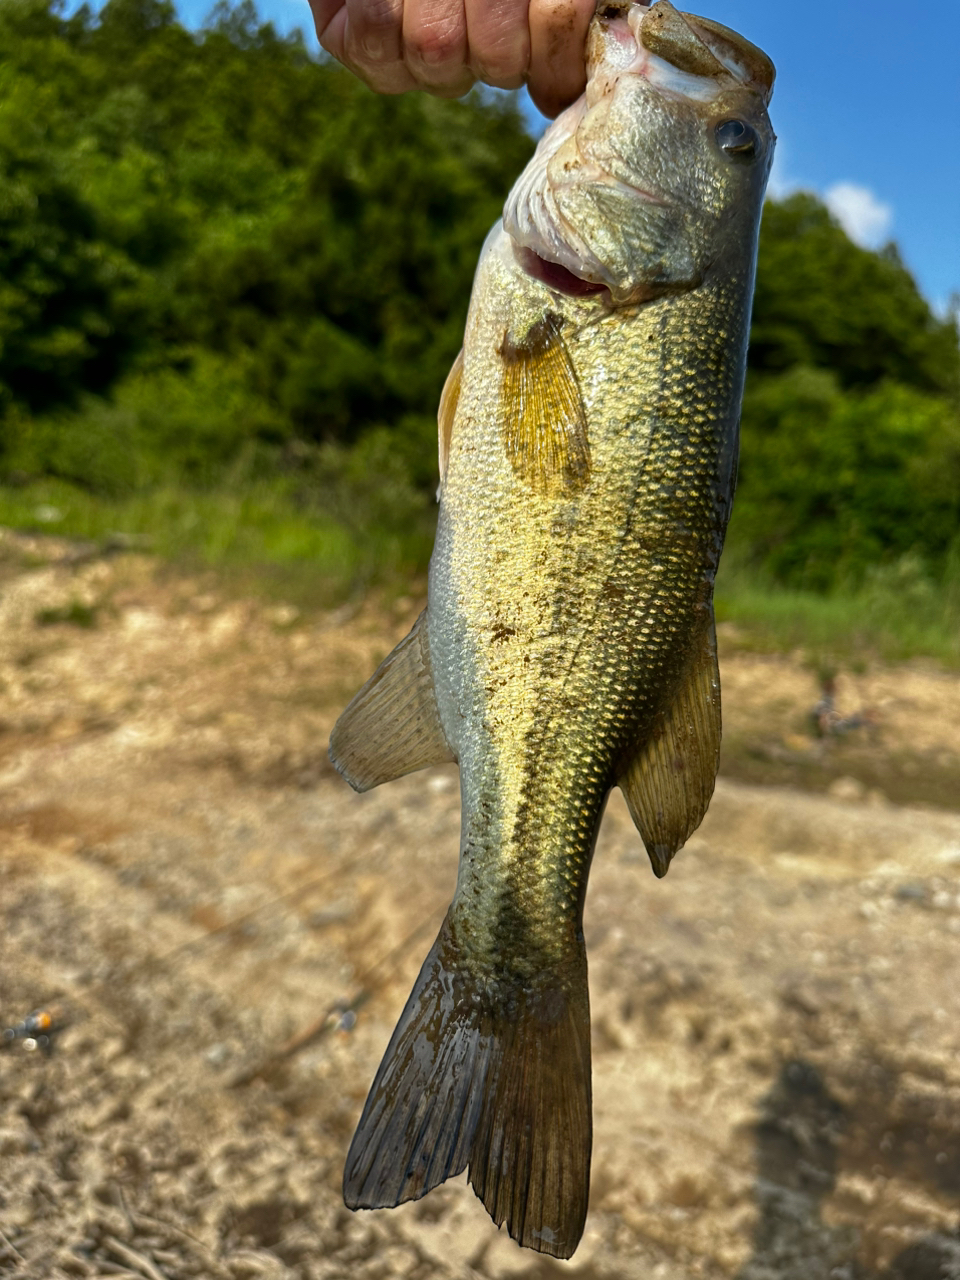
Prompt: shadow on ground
<box><xmin>737</xmin><ymin>1060</ymin><xmax>960</xmax><ymax>1280</ymax></box>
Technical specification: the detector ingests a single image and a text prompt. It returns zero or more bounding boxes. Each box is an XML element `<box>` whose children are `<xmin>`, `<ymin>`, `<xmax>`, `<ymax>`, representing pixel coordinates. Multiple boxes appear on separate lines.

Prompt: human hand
<box><xmin>307</xmin><ymin>0</ymin><xmax>597</xmax><ymax>118</ymax></box>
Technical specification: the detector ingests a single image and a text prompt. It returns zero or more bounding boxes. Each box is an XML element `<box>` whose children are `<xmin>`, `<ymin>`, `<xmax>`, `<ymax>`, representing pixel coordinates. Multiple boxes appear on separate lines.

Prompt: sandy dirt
<box><xmin>2</xmin><ymin>528</ymin><xmax>960</xmax><ymax>1280</ymax></box>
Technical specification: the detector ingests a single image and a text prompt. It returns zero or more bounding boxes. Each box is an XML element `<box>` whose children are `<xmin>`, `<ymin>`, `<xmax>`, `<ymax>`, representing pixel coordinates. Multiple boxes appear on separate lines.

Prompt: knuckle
<box><xmin>472</xmin><ymin>45</ymin><xmax>527</xmax><ymax>87</ymax></box>
<box><xmin>356</xmin><ymin>0</ymin><xmax>402</xmax><ymax>26</ymax></box>
<box><xmin>467</xmin><ymin>10</ymin><xmax>529</xmax><ymax>85</ymax></box>
<box><xmin>406</xmin><ymin>20</ymin><xmax>465</xmax><ymax>67</ymax></box>
<box><xmin>349</xmin><ymin>0</ymin><xmax>403</xmax><ymax>60</ymax></box>
<box><xmin>473</xmin><ymin>61</ymin><xmax>525</xmax><ymax>89</ymax></box>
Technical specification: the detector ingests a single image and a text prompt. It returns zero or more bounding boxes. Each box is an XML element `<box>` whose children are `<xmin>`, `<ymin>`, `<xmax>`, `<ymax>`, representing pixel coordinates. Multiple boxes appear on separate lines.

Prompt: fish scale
<box><xmin>330</xmin><ymin>0</ymin><xmax>775</xmax><ymax>1259</ymax></box>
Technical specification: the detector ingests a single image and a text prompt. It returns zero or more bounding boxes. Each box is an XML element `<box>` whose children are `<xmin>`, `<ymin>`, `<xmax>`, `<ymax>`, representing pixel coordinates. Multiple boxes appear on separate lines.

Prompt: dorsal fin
<box><xmin>329</xmin><ymin>611</ymin><xmax>454</xmax><ymax>793</ymax></box>
<box><xmin>437</xmin><ymin>348</ymin><xmax>464</xmax><ymax>497</ymax></box>
<box><xmin>617</xmin><ymin>616</ymin><xmax>721</xmax><ymax>877</ymax></box>
<box><xmin>498</xmin><ymin>313</ymin><xmax>590</xmax><ymax>494</ymax></box>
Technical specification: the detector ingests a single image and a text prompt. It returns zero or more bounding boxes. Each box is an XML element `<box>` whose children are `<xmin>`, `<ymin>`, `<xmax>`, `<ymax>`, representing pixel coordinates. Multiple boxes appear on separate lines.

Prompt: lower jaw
<box><xmin>515</xmin><ymin>246</ymin><xmax>608</xmax><ymax>298</ymax></box>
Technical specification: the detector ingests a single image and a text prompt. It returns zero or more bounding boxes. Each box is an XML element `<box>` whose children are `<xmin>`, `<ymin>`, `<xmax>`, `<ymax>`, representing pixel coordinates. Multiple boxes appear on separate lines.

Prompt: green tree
<box><xmin>0</xmin><ymin>0</ymin><xmax>144</xmax><ymax>410</ymax></box>
<box><xmin>732</xmin><ymin>368</ymin><xmax>960</xmax><ymax>587</ymax></box>
<box><xmin>1</xmin><ymin>0</ymin><xmax>958</xmax><ymax>602</ymax></box>
<box><xmin>750</xmin><ymin>193</ymin><xmax>959</xmax><ymax>397</ymax></box>
<box><xmin>0</xmin><ymin>0</ymin><xmax>531</xmax><ymax>471</ymax></box>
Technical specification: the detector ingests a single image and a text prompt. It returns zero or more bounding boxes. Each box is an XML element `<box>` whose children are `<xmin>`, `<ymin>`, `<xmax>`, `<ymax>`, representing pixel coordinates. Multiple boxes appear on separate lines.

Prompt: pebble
<box><xmin>0</xmin><ymin>1121</ymin><xmax>34</xmax><ymax>1155</ymax></box>
<box><xmin>895</xmin><ymin>882</ymin><xmax>927</xmax><ymax>903</ymax></box>
<box><xmin>828</xmin><ymin>776</ymin><xmax>866</xmax><ymax>803</ymax></box>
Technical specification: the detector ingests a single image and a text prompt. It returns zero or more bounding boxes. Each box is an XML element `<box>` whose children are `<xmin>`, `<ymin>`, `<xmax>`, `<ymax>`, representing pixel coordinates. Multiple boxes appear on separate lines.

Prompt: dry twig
<box><xmin>228</xmin><ymin>904</ymin><xmax>445</xmax><ymax>1088</ymax></box>
<box><xmin>103</xmin><ymin>1236</ymin><xmax>169</xmax><ymax>1280</ymax></box>
<box><xmin>0</xmin><ymin>1228</ymin><xmax>25</xmax><ymax>1264</ymax></box>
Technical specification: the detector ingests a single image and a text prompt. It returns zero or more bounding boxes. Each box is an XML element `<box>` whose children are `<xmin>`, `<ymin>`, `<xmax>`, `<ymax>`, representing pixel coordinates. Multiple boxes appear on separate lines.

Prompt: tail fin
<box><xmin>343</xmin><ymin>917</ymin><xmax>592</xmax><ymax>1259</ymax></box>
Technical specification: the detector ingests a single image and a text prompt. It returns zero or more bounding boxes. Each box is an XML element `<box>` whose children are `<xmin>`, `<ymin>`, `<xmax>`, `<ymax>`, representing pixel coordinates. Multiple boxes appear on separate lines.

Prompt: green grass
<box><xmin>0</xmin><ymin>477</ymin><xmax>434</xmax><ymax>610</ymax></box>
<box><xmin>716</xmin><ymin>551</ymin><xmax>960</xmax><ymax>668</ymax></box>
<box><xmin>4</xmin><ymin>477</ymin><xmax>960</xmax><ymax>668</ymax></box>
<box><xmin>35</xmin><ymin>599</ymin><xmax>100</xmax><ymax>628</ymax></box>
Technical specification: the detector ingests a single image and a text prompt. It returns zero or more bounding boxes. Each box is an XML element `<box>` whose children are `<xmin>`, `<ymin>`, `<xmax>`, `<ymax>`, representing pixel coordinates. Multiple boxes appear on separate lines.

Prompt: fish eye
<box><xmin>715</xmin><ymin>119</ymin><xmax>760</xmax><ymax>163</ymax></box>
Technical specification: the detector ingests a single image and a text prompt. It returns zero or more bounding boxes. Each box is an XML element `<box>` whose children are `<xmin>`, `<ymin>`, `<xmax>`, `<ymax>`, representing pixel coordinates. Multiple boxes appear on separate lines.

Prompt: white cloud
<box><xmin>932</xmin><ymin>294</ymin><xmax>960</xmax><ymax>323</ymax></box>
<box><xmin>823</xmin><ymin>182</ymin><xmax>893</xmax><ymax>249</ymax></box>
<box><xmin>766</xmin><ymin>144</ymin><xmax>796</xmax><ymax>200</ymax></box>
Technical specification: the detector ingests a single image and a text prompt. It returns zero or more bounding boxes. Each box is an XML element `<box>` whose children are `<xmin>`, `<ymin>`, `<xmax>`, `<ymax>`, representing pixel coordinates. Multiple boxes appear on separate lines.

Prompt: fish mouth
<box><xmin>639</xmin><ymin>4</ymin><xmax>774</xmax><ymax>104</ymax></box>
<box><xmin>515</xmin><ymin>247</ymin><xmax>609</xmax><ymax>298</ymax></box>
<box><xmin>505</xmin><ymin>1</ymin><xmax>774</xmax><ymax>302</ymax></box>
<box><xmin>590</xmin><ymin>1</ymin><xmax>774</xmax><ymax>106</ymax></box>
<box><xmin>504</xmin><ymin>89</ymin><xmax>668</xmax><ymax>302</ymax></box>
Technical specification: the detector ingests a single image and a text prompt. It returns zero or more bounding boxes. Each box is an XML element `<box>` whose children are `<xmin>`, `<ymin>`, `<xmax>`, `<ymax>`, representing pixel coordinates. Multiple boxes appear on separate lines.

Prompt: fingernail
<box><xmin>420</xmin><ymin>44</ymin><xmax>450</xmax><ymax>66</ymax></box>
<box><xmin>362</xmin><ymin>34</ymin><xmax>391</xmax><ymax>61</ymax></box>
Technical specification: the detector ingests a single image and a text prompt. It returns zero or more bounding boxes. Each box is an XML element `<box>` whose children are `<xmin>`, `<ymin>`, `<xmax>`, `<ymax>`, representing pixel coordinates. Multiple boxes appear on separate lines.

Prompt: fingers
<box><xmin>312</xmin><ymin>0</ymin><xmax>419</xmax><ymax>93</ymax></box>
<box><xmin>343</xmin><ymin>0</ymin><xmax>401</xmax><ymax>68</ymax></box>
<box><xmin>311</xmin><ymin>0</ymin><xmax>475</xmax><ymax>97</ymax></box>
<box><xmin>342</xmin><ymin>0</ymin><xmax>420</xmax><ymax>92</ymax></box>
<box><xmin>308</xmin><ymin>0</ymin><xmax>342</xmax><ymax>43</ymax></box>
<box><xmin>309</xmin><ymin>0</ymin><xmax>595</xmax><ymax>114</ymax></box>
<box><xmin>464</xmin><ymin>0</ymin><xmax>529</xmax><ymax>90</ymax></box>
<box><xmin>308</xmin><ymin>0</ymin><xmax>347</xmax><ymax>56</ymax></box>
<box><xmin>403</xmin><ymin>0</ymin><xmax>475</xmax><ymax>96</ymax></box>
<box><xmin>527</xmin><ymin>0</ymin><xmax>595</xmax><ymax>117</ymax></box>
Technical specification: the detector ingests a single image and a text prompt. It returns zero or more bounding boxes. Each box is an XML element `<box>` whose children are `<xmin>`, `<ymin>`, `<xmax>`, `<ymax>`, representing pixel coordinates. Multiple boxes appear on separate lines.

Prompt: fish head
<box><xmin>504</xmin><ymin>0</ymin><xmax>776</xmax><ymax>305</ymax></box>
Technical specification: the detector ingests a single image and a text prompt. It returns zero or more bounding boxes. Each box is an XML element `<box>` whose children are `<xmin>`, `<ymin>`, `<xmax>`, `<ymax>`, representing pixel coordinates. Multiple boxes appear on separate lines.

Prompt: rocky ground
<box><xmin>2</xmin><ymin>528</ymin><xmax>960</xmax><ymax>1280</ymax></box>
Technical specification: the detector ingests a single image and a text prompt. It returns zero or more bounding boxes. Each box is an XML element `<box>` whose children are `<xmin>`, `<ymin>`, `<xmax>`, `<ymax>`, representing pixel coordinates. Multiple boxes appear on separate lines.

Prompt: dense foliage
<box><xmin>0</xmin><ymin>0</ymin><xmax>531</xmax><ymax>477</ymax></box>
<box><xmin>736</xmin><ymin>193</ymin><xmax>960</xmax><ymax>587</ymax></box>
<box><xmin>0</xmin><ymin>0</ymin><xmax>958</xmax><ymax>592</ymax></box>
<box><xmin>750</xmin><ymin>194</ymin><xmax>958</xmax><ymax>397</ymax></box>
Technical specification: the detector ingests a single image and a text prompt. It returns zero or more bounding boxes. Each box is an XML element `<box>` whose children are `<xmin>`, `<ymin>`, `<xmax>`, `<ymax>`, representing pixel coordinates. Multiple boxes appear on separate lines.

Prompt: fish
<box><xmin>329</xmin><ymin>0</ymin><xmax>775</xmax><ymax>1259</ymax></box>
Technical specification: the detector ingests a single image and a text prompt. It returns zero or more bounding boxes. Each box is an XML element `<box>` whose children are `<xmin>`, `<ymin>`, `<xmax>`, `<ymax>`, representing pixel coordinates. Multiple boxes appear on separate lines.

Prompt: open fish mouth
<box><xmin>517</xmin><ymin>247</ymin><xmax>610</xmax><ymax>297</ymax></box>
<box><xmin>504</xmin><ymin>0</ymin><xmax>775</xmax><ymax>300</ymax></box>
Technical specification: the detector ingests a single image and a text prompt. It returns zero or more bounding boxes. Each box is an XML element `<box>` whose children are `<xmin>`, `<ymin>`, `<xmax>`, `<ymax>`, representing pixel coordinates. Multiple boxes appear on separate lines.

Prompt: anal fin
<box><xmin>329</xmin><ymin>611</ymin><xmax>454</xmax><ymax>792</ymax></box>
<box><xmin>618</xmin><ymin>617</ymin><xmax>721</xmax><ymax>877</ymax></box>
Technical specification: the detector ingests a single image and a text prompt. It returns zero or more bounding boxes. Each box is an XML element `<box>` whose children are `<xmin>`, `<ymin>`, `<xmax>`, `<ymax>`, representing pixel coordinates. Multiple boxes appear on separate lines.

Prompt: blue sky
<box><xmin>164</xmin><ymin>0</ymin><xmax>960</xmax><ymax>314</ymax></box>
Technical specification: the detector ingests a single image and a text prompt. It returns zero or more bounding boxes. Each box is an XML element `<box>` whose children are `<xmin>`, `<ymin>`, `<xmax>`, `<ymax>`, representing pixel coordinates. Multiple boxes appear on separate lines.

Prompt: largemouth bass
<box><xmin>330</xmin><ymin>0</ymin><xmax>774</xmax><ymax>1259</ymax></box>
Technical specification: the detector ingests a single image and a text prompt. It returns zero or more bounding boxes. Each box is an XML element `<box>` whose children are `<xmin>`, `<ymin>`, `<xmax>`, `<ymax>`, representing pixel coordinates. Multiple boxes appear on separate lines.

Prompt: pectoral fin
<box><xmin>618</xmin><ymin>619</ymin><xmax>721</xmax><ymax>877</ymax></box>
<box><xmin>329</xmin><ymin>611</ymin><xmax>454</xmax><ymax>792</ymax></box>
<box><xmin>499</xmin><ymin>313</ymin><xmax>590</xmax><ymax>494</ymax></box>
